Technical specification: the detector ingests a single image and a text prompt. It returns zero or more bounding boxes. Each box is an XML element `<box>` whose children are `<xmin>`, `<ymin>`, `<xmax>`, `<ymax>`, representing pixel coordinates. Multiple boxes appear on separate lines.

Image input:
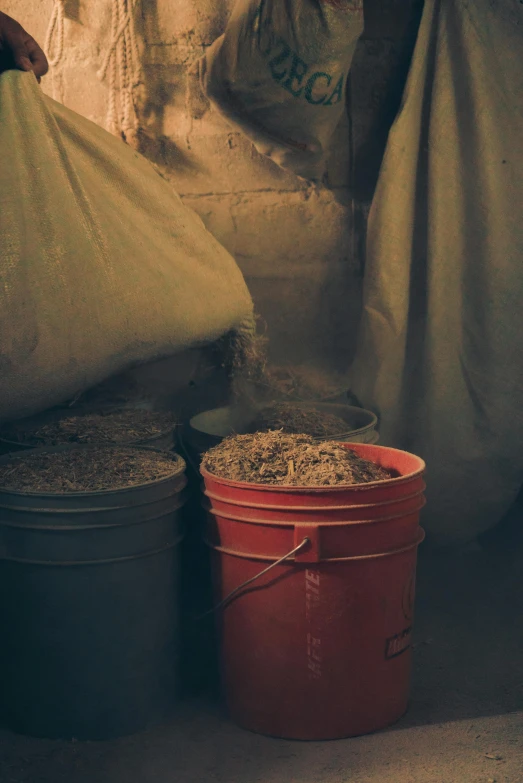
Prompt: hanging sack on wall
<box><xmin>200</xmin><ymin>0</ymin><xmax>364</xmax><ymax>180</ymax></box>
<box><xmin>0</xmin><ymin>71</ymin><xmax>254</xmax><ymax>423</ymax></box>
<box><xmin>348</xmin><ymin>0</ymin><xmax>523</xmax><ymax>545</ymax></box>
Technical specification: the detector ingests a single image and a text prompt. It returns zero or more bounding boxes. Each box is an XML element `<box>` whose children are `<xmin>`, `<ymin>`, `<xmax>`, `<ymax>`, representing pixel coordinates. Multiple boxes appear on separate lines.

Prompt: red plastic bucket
<box><xmin>201</xmin><ymin>443</ymin><xmax>426</xmax><ymax>740</ymax></box>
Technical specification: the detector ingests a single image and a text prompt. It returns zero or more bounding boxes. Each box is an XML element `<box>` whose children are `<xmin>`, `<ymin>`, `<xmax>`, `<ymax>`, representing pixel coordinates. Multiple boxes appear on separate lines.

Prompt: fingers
<box><xmin>11</xmin><ymin>46</ymin><xmax>33</xmax><ymax>72</ymax></box>
<box><xmin>0</xmin><ymin>13</ymin><xmax>48</xmax><ymax>79</ymax></box>
<box><xmin>24</xmin><ymin>35</ymin><xmax>49</xmax><ymax>79</ymax></box>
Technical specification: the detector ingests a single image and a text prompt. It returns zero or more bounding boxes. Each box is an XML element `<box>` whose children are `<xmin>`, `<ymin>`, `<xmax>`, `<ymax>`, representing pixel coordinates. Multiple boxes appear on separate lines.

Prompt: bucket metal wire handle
<box><xmin>174</xmin><ymin>436</ymin><xmax>312</xmax><ymax>619</ymax></box>
<box><xmin>197</xmin><ymin>537</ymin><xmax>310</xmax><ymax>619</ymax></box>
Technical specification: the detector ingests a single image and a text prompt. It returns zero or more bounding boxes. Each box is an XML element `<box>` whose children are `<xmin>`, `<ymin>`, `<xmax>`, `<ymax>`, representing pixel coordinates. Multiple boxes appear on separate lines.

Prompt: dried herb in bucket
<box><xmin>0</xmin><ymin>447</ymin><xmax>181</xmax><ymax>493</ymax></box>
<box><xmin>202</xmin><ymin>432</ymin><xmax>391</xmax><ymax>487</ymax></box>
<box><xmin>249</xmin><ymin>403</ymin><xmax>349</xmax><ymax>438</ymax></box>
<box><xmin>2</xmin><ymin>409</ymin><xmax>176</xmax><ymax>446</ymax></box>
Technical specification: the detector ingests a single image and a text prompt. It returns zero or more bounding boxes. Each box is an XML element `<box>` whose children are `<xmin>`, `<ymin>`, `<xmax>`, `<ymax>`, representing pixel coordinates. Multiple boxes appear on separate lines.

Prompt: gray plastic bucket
<box><xmin>0</xmin><ymin>445</ymin><xmax>187</xmax><ymax>740</ymax></box>
<box><xmin>182</xmin><ymin>402</ymin><xmax>379</xmax><ymax>461</ymax></box>
<box><xmin>0</xmin><ymin>407</ymin><xmax>176</xmax><ymax>454</ymax></box>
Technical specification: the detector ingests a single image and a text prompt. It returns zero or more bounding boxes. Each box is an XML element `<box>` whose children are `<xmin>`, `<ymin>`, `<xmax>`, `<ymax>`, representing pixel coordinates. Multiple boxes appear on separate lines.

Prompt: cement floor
<box><xmin>1</xmin><ymin>542</ymin><xmax>522</xmax><ymax>783</ymax></box>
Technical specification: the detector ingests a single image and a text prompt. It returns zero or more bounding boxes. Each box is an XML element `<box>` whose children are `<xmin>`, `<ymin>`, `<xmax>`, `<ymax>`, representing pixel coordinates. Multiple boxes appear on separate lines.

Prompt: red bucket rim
<box><xmin>200</xmin><ymin>442</ymin><xmax>426</xmax><ymax>493</ymax></box>
<box><xmin>203</xmin><ymin>484</ymin><xmax>426</xmax><ymax>512</ymax></box>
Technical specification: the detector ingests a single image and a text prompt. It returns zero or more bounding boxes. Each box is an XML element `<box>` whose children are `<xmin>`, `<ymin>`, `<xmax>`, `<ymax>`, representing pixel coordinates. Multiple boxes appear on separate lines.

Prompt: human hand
<box><xmin>0</xmin><ymin>11</ymin><xmax>48</xmax><ymax>81</ymax></box>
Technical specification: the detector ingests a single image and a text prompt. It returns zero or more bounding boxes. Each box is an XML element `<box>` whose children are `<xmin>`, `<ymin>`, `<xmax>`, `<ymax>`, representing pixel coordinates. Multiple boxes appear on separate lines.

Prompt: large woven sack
<box><xmin>349</xmin><ymin>0</ymin><xmax>523</xmax><ymax>545</ymax></box>
<box><xmin>200</xmin><ymin>0</ymin><xmax>364</xmax><ymax>181</ymax></box>
<box><xmin>0</xmin><ymin>71</ymin><xmax>254</xmax><ymax>423</ymax></box>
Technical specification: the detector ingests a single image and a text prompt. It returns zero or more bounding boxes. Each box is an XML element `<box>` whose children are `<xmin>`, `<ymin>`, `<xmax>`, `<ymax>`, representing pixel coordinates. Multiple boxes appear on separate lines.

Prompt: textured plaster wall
<box><xmin>2</xmin><ymin>0</ymin><xmax>422</xmax><ymax>399</ymax></box>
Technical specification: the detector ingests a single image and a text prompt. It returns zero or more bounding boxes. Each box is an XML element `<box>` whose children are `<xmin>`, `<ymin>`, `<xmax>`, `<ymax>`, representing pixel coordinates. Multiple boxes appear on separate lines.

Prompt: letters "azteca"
<box><xmin>251</xmin><ymin>10</ymin><xmax>345</xmax><ymax>107</ymax></box>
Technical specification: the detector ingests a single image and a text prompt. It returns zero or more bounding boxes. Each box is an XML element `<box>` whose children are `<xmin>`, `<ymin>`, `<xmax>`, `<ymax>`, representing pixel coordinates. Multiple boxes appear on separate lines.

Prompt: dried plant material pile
<box><xmin>202</xmin><ymin>432</ymin><xmax>391</xmax><ymax>487</ymax></box>
<box><xmin>2</xmin><ymin>409</ymin><xmax>176</xmax><ymax>446</ymax></box>
<box><xmin>210</xmin><ymin>317</ymin><xmax>269</xmax><ymax>390</ymax></box>
<box><xmin>204</xmin><ymin>318</ymin><xmax>346</xmax><ymax>410</ymax></box>
<box><xmin>0</xmin><ymin>448</ymin><xmax>181</xmax><ymax>493</ymax></box>
<box><xmin>228</xmin><ymin>324</ymin><xmax>269</xmax><ymax>387</ymax></box>
<box><xmin>250</xmin><ymin>403</ymin><xmax>349</xmax><ymax>438</ymax></box>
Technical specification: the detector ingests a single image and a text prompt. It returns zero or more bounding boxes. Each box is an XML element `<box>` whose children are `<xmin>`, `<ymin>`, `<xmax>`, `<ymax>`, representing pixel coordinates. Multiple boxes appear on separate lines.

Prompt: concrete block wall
<box><xmin>3</xmin><ymin>0</ymin><xmax>422</xmax><ymax>402</ymax></box>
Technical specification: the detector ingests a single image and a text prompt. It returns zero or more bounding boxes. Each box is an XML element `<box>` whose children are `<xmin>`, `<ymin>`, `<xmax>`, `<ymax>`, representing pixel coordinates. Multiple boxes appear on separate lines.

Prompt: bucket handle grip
<box><xmin>197</xmin><ymin>537</ymin><xmax>310</xmax><ymax>619</ymax></box>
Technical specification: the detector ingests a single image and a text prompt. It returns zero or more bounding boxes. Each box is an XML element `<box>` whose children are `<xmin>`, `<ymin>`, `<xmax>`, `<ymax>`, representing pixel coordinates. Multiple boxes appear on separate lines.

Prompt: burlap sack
<box><xmin>349</xmin><ymin>0</ymin><xmax>523</xmax><ymax>545</ymax></box>
<box><xmin>0</xmin><ymin>71</ymin><xmax>254</xmax><ymax>422</ymax></box>
<box><xmin>200</xmin><ymin>0</ymin><xmax>364</xmax><ymax>180</ymax></box>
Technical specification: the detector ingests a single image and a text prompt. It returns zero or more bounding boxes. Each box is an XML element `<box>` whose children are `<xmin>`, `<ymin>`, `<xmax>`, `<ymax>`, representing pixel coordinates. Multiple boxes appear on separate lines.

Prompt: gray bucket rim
<box><xmin>0</xmin><ymin>444</ymin><xmax>186</xmax><ymax>499</ymax></box>
<box><xmin>188</xmin><ymin>402</ymin><xmax>378</xmax><ymax>441</ymax></box>
<box><xmin>0</xmin><ymin>537</ymin><xmax>185</xmax><ymax>567</ymax></box>
<box><xmin>0</xmin><ymin>489</ymin><xmax>190</xmax><ymax>529</ymax></box>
